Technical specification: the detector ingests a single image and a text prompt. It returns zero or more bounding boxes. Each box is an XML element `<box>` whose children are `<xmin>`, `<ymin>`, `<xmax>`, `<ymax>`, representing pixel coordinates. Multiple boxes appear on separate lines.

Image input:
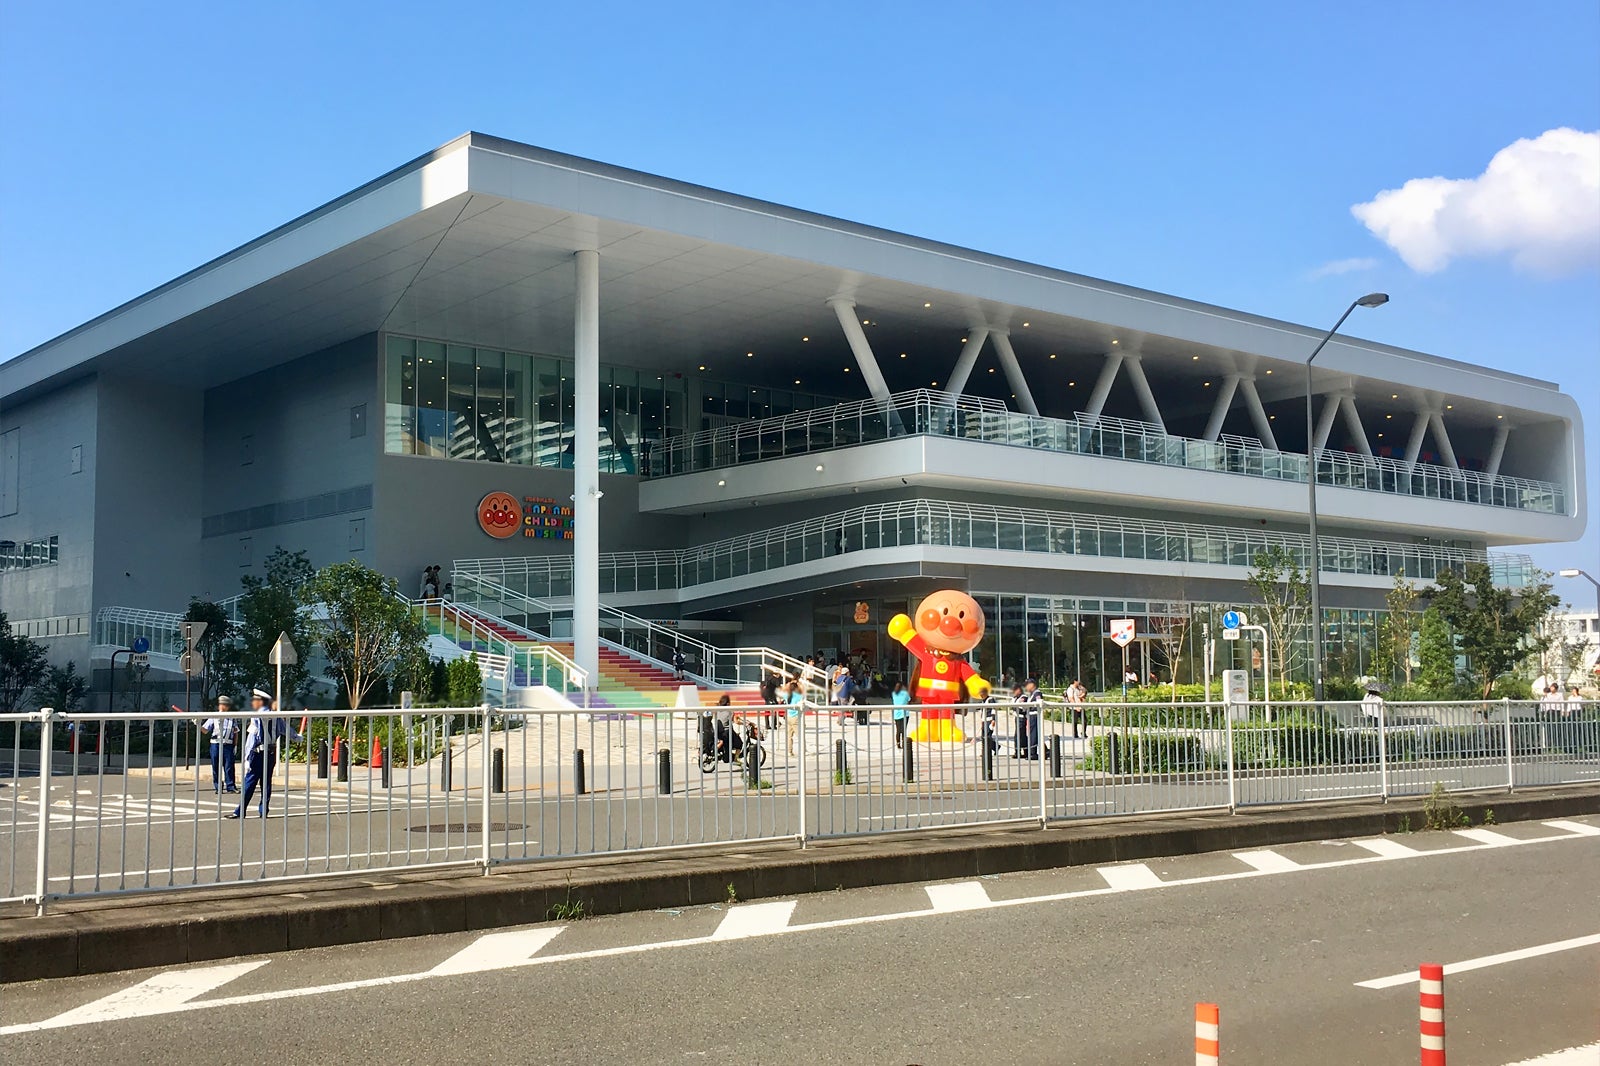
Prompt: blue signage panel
<box><xmin>1221</xmin><ymin>611</ymin><xmax>1241</xmax><ymax>631</ymax></box>
<box><xmin>131</xmin><ymin>636</ymin><xmax>151</xmax><ymax>654</ymax></box>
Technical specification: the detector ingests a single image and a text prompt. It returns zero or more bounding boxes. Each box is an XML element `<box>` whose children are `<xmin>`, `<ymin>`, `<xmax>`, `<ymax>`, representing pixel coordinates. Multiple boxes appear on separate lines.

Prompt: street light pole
<box><xmin>1305</xmin><ymin>293</ymin><xmax>1389</xmax><ymax>702</ymax></box>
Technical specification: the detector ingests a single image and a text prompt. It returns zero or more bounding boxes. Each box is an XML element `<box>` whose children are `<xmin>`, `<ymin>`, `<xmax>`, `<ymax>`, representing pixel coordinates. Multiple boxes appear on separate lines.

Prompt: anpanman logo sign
<box><xmin>477</xmin><ymin>492</ymin><xmax>522</xmax><ymax>539</ymax></box>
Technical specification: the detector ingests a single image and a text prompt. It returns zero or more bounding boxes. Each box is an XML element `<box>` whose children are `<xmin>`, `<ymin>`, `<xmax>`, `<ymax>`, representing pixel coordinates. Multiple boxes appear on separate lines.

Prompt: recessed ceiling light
<box><xmin>900</xmin><ymin>352</ymin><xmax>907</xmax><ymax>358</ymax></box>
<box><xmin>717</xmin><ymin>479</ymin><xmax>726</xmax><ymax>487</ymax></box>
<box><xmin>961</xmin><ymin>337</ymin><xmax>968</xmax><ymax>343</ymax></box>
<box><xmin>1265</xmin><ymin>369</ymin><xmax>1273</xmax><ymax>375</ymax></box>
<box><xmin>698</xmin><ymin>365</ymin><xmax>707</xmax><ymax>371</ymax></box>
<box><xmin>1191</xmin><ymin>355</ymin><xmax>1199</xmax><ymax>361</ymax></box>
<box><xmin>1391</xmin><ymin>394</ymin><xmax>1398</xmax><ymax>399</ymax></box>
<box><xmin>923</xmin><ymin>302</ymin><xmax>932</xmax><ymax>308</ymax></box>
<box><xmin>1377</xmin><ymin>433</ymin><xmax>1384</xmax><ymax>439</ymax></box>
<box><xmin>1446</xmin><ymin>404</ymin><xmax>1453</xmax><ymax>410</ymax></box>
<box><xmin>862</xmin><ymin>318</ymin><xmax>869</xmax><ymax>325</ymax></box>
<box><xmin>1269</xmin><ymin>415</ymin><xmax>1276</xmax><ymax>420</ymax></box>
<box><xmin>1111</xmin><ymin>339</ymin><xmax>1119</xmax><ymax>345</ymax></box>
<box><xmin>815</xmin><ymin>464</ymin><xmax>825</xmax><ymax>472</ymax></box>
<box><xmin>1022</xmin><ymin>322</ymin><xmax>1030</xmax><ymax>327</ymax></box>
<box><xmin>794</xmin><ymin>379</ymin><xmax>801</xmax><ymax>385</ymax></box>
<box><xmin>802</xmin><ymin>336</ymin><xmax>809</xmax><ymax>342</ymax></box>
<box><xmin>1496</xmin><ymin>414</ymin><xmax>1504</xmax><ymax>420</ymax></box>
<box><xmin>988</xmin><ymin>368</ymin><xmax>996</xmax><ymax>373</ymax></box>
<box><xmin>1049</xmin><ymin>353</ymin><xmax>1057</xmax><ymax>359</ymax></box>
<box><xmin>747</xmin><ymin>352</ymin><xmax>754</xmax><ymax>357</ymax></box>
<box><xmin>843</xmin><ymin>367</ymin><xmax>851</xmax><ymax>372</ymax></box>
<box><xmin>1203</xmin><ymin>381</ymin><xmax>1212</xmax><ymax>387</ymax></box>
<box><xmin>1386</xmin><ymin>414</ymin><xmax>1392</xmax><ymax>420</ymax></box>
<box><xmin>1068</xmin><ymin>381</ymin><xmax>1076</xmax><ymax>386</ymax></box>
<box><xmin>931</xmin><ymin>381</ymin><xmax>938</xmax><ymax>386</ymax></box>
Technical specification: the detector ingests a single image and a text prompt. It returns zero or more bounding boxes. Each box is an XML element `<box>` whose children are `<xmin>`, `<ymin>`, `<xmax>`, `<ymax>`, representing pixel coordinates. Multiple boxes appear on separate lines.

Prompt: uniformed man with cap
<box><xmin>229</xmin><ymin>688</ymin><xmax>291</xmax><ymax>819</ymax></box>
<box><xmin>200</xmin><ymin>697</ymin><xmax>239</xmax><ymax>793</ymax></box>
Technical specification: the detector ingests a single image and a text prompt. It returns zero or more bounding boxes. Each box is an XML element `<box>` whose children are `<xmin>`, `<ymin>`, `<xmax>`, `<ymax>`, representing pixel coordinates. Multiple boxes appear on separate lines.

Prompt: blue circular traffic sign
<box><xmin>131</xmin><ymin>636</ymin><xmax>151</xmax><ymax>654</ymax></box>
<box><xmin>1221</xmin><ymin>612</ymin><xmax>1241</xmax><ymax>630</ymax></box>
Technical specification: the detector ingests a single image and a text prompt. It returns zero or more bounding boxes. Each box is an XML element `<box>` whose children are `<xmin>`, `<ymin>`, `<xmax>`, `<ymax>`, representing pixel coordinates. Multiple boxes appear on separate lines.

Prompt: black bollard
<box><xmin>1106</xmin><ymin>733</ymin><xmax>1119</xmax><ymax>773</ymax></box>
<box><xmin>1048</xmin><ymin>735</ymin><xmax>1063</xmax><ymax>779</ymax></box>
<box><xmin>336</xmin><ymin>740</ymin><xmax>350</xmax><ymax>783</ymax></box>
<box><xmin>902</xmin><ymin>737</ymin><xmax>915</xmax><ymax>783</ymax></box>
<box><xmin>982</xmin><ymin>735</ymin><xmax>995</xmax><ymax>781</ymax></box>
<box><xmin>657</xmin><ymin>748</ymin><xmax>672</xmax><ymax>795</ymax></box>
<box><xmin>574</xmin><ymin>748</ymin><xmax>587</xmax><ymax>796</ymax></box>
<box><xmin>380</xmin><ymin>755</ymin><xmax>391</xmax><ymax>789</ymax></box>
<box><xmin>441</xmin><ymin>745</ymin><xmax>453</xmax><ymax>792</ymax></box>
<box><xmin>492</xmin><ymin>747</ymin><xmax>505</xmax><ymax>794</ymax></box>
<box><xmin>316</xmin><ymin>738</ymin><xmax>329</xmax><ymax>780</ymax></box>
<box><xmin>834</xmin><ymin>739</ymin><xmax>848</xmax><ymax>779</ymax></box>
<box><xmin>745</xmin><ymin>741</ymin><xmax>760</xmax><ymax>788</ymax></box>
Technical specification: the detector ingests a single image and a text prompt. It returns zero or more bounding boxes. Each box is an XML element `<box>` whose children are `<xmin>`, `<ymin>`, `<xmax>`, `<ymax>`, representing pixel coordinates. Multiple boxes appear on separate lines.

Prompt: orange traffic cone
<box><xmin>331</xmin><ymin>736</ymin><xmax>342</xmax><ymax>766</ymax></box>
<box><xmin>370</xmin><ymin>736</ymin><xmax>384</xmax><ymax>769</ymax></box>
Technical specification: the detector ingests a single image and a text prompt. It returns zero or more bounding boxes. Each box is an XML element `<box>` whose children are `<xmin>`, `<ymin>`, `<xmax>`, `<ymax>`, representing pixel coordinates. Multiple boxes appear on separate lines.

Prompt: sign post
<box><xmin>268</xmin><ymin>632</ymin><xmax>299</xmax><ymax>738</ymax></box>
<box><xmin>1110</xmin><ymin>618</ymin><xmax>1136</xmax><ymax>702</ymax></box>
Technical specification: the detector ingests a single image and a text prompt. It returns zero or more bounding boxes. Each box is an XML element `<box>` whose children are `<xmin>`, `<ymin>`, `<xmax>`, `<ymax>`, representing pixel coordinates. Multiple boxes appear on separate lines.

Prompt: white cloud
<box><xmin>1351</xmin><ymin>127</ymin><xmax>1600</xmax><ymax>275</ymax></box>
<box><xmin>1309</xmin><ymin>256</ymin><xmax>1378</xmax><ymax>279</ymax></box>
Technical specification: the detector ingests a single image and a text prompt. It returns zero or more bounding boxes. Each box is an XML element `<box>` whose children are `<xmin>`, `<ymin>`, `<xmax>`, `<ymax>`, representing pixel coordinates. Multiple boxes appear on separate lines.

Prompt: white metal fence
<box><xmin>3</xmin><ymin>698</ymin><xmax>1595</xmax><ymax>912</ymax></box>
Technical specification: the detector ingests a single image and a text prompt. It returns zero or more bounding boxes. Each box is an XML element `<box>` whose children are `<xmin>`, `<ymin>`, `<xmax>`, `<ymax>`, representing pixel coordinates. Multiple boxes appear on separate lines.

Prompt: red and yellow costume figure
<box><xmin>887</xmin><ymin>590</ymin><xmax>991</xmax><ymax>742</ymax></box>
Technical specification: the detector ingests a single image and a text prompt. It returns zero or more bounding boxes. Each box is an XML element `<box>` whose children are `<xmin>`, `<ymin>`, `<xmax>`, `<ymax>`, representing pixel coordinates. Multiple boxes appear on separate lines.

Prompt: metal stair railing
<box><xmin>412</xmin><ymin>596</ymin><xmax>587</xmax><ymax>695</ymax></box>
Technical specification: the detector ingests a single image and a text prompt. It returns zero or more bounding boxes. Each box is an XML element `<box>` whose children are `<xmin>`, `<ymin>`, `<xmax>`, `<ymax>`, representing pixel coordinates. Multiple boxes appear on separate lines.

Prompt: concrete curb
<box><xmin>3</xmin><ymin>785</ymin><xmax>1595</xmax><ymax>984</ymax></box>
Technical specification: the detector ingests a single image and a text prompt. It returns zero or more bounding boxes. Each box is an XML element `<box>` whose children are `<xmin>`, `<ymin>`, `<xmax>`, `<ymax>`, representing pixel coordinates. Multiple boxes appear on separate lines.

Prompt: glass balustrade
<box><xmin>640</xmin><ymin>390</ymin><xmax>1565</xmax><ymax>516</ymax></box>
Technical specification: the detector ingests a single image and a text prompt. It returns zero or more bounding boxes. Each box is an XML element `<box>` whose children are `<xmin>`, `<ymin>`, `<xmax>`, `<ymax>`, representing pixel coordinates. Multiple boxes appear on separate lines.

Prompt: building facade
<box><xmin>0</xmin><ymin>133</ymin><xmax>1587</xmax><ymax>701</ymax></box>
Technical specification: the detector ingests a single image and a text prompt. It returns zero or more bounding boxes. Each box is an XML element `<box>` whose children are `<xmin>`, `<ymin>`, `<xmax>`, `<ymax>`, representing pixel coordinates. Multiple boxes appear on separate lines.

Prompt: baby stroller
<box><xmin>700</xmin><ymin>714</ymin><xmax>768</xmax><ymax>773</ymax></box>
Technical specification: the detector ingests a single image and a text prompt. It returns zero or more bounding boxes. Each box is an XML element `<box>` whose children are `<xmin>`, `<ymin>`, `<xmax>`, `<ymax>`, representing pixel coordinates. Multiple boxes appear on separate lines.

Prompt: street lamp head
<box><xmin>1356</xmin><ymin>293</ymin><xmax>1389</xmax><ymax>308</ymax></box>
<box><xmin>1559</xmin><ymin>568</ymin><xmax>1583</xmax><ymax>578</ymax></box>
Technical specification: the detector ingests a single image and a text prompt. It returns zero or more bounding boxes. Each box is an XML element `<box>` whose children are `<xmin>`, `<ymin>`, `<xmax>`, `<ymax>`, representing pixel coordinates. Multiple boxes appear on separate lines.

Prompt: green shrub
<box><xmin>1081</xmin><ymin>731</ymin><xmax>1208</xmax><ymax>774</ymax></box>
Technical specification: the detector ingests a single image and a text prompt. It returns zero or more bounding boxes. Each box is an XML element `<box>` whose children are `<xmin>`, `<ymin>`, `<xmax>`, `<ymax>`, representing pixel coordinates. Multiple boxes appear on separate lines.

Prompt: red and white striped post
<box><xmin>1419</xmin><ymin>963</ymin><xmax>1445</xmax><ymax>1065</ymax></box>
<box><xmin>1195</xmin><ymin>1002</ymin><xmax>1220</xmax><ymax>1065</ymax></box>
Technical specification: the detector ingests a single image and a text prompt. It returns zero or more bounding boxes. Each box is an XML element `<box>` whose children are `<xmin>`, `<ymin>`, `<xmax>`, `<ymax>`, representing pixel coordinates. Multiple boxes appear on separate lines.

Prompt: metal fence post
<box><xmin>480</xmin><ymin>705</ymin><xmax>493</xmax><ymax>873</ymax></box>
<box><xmin>1038</xmin><ymin>720</ymin><xmax>1049</xmax><ymax>829</ymax></box>
<box><xmin>34</xmin><ymin>708</ymin><xmax>55</xmax><ymax>916</ymax></box>
<box><xmin>1377</xmin><ymin>699</ymin><xmax>1390</xmax><ymax>802</ymax></box>
<box><xmin>797</xmin><ymin>701</ymin><xmax>808</xmax><ymax>848</ymax></box>
<box><xmin>1502</xmin><ymin>697</ymin><xmax>1514</xmax><ymax>793</ymax></box>
<box><xmin>1223</xmin><ymin>701</ymin><xmax>1236</xmax><ymax>813</ymax></box>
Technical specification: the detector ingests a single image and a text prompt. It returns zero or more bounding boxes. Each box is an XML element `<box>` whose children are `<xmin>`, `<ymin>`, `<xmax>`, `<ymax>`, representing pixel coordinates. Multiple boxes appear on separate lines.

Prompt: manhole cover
<box><xmin>408</xmin><ymin>822</ymin><xmax>524</xmax><ymax>833</ymax></box>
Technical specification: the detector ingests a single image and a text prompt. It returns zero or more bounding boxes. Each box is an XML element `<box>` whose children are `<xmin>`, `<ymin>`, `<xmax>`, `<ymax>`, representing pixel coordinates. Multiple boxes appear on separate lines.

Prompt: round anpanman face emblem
<box><xmin>477</xmin><ymin>492</ymin><xmax>522</xmax><ymax>539</ymax></box>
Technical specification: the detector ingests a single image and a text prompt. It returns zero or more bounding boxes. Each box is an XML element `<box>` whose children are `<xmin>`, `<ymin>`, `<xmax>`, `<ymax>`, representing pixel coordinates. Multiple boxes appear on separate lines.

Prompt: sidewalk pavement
<box><xmin>4</xmin><ymin>783</ymin><xmax>1596</xmax><ymax>984</ymax></box>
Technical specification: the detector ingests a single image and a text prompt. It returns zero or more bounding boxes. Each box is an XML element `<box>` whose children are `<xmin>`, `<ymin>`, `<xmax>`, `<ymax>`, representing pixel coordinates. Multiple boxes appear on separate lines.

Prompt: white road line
<box><xmin>711</xmin><ymin>900</ymin><xmax>798</xmax><ymax>939</ymax></box>
<box><xmin>924</xmin><ymin>881</ymin><xmax>991</xmax><ymax>912</ymax></box>
<box><xmin>27</xmin><ymin>960</ymin><xmax>268</xmax><ymax>1030</ymax></box>
<box><xmin>3</xmin><ymin>822</ymin><xmax>1595</xmax><ymax>1036</ymax></box>
<box><xmin>1098</xmin><ymin>863</ymin><xmax>1163</xmax><ymax>890</ymax></box>
<box><xmin>428</xmin><ymin>927</ymin><xmax>564</xmax><ymax>975</ymax></box>
<box><xmin>1355</xmin><ymin>933</ymin><xmax>1600</xmax><ymax>989</ymax></box>
<box><xmin>1348</xmin><ymin>837</ymin><xmax>1418</xmax><ymax>859</ymax></box>
<box><xmin>1233</xmin><ymin>850</ymin><xmax>1301</xmax><ymax>873</ymax></box>
<box><xmin>1499</xmin><ymin>1040</ymin><xmax>1600</xmax><ymax>1065</ymax></box>
<box><xmin>1453</xmin><ymin>828</ymin><xmax>1521</xmax><ymax>847</ymax></box>
<box><xmin>1545</xmin><ymin>819</ymin><xmax>1600</xmax><ymax>836</ymax></box>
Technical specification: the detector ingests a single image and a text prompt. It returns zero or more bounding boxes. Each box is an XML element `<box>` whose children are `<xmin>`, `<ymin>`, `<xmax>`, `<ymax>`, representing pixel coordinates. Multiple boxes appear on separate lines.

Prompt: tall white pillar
<box><xmin>573</xmin><ymin>249</ymin><xmax>601</xmax><ymax>689</ymax></box>
<box><xmin>1340</xmin><ymin>395</ymin><xmax>1374</xmax><ymax>458</ymax></box>
<box><xmin>1083</xmin><ymin>351</ymin><xmax>1124</xmax><ymax>421</ymax></box>
<box><xmin>827</xmin><ymin>297</ymin><xmax>892</xmax><ymax>402</ymax></box>
<box><xmin>1121</xmin><ymin>353</ymin><xmax>1165</xmax><ymax>430</ymax></box>
<box><xmin>944</xmin><ymin>327</ymin><xmax>989</xmax><ymax>398</ymax></box>
<box><xmin>1201</xmin><ymin>374</ymin><xmax>1241</xmax><ymax>441</ymax></box>
<box><xmin>1403</xmin><ymin>410</ymin><xmax>1431</xmax><ymax>472</ymax></box>
<box><xmin>1313</xmin><ymin>393</ymin><xmax>1342</xmax><ymax>452</ymax></box>
<box><xmin>1429</xmin><ymin>411</ymin><xmax>1460</xmax><ymax>471</ymax></box>
<box><xmin>1238</xmin><ymin>376</ymin><xmax>1278</xmax><ymax>451</ymax></box>
<box><xmin>989</xmin><ymin>330</ymin><xmax>1040</xmax><ymax>416</ymax></box>
<box><xmin>1485</xmin><ymin>421</ymin><xmax>1512</xmax><ymax>477</ymax></box>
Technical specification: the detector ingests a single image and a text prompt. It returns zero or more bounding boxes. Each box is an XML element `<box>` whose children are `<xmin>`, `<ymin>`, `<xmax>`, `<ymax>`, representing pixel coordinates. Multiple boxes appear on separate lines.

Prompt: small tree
<box><xmin>41</xmin><ymin>661</ymin><xmax>88</xmax><ymax>713</ymax></box>
<box><xmin>1417</xmin><ymin>607</ymin><xmax>1457</xmax><ymax>695</ymax></box>
<box><xmin>1379</xmin><ymin>570</ymin><xmax>1420</xmax><ymax>686</ymax></box>
<box><xmin>304</xmin><ymin>560</ymin><xmax>429</xmax><ymax>711</ymax></box>
<box><xmin>1245</xmin><ymin>545</ymin><xmax>1310</xmax><ymax>689</ymax></box>
<box><xmin>234</xmin><ymin>548</ymin><xmax>316</xmax><ymax>700</ymax></box>
<box><xmin>1147</xmin><ymin>604</ymin><xmax>1191</xmax><ymax>701</ymax></box>
<box><xmin>0</xmin><ymin>611</ymin><xmax>50</xmax><ymax>711</ymax></box>
<box><xmin>1428</xmin><ymin>564</ymin><xmax>1561</xmax><ymax>699</ymax></box>
<box><xmin>447</xmin><ymin>653</ymin><xmax>484</xmax><ymax>707</ymax></box>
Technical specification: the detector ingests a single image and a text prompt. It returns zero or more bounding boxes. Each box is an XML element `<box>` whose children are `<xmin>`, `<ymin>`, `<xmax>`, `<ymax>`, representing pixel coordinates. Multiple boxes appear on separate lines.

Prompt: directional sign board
<box><xmin>131</xmin><ymin>636</ymin><xmax>151</xmax><ymax>654</ymax></box>
<box><xmin>179</xmin><ymin>651</ymin><xmax>205</xmax><ymax>677</ymax></box>
<box><xmin>1222</xmin><ymin>611</ymin><xmax>1244</xmax><ymax>631</ymax></box>
<box><xmin>1223</xmin><ymin>629</ymin><xmax>1240</xmax><ymax>641</ymax></box>
<box><xmin>268</xmin><ymin>632</ymin><xmax>298</xmax><ymax>666</ymax></box>
<box><xmin>1109</xmin><ymin>618</ymin><xmax>1137</xmax><ymax>648</ymax></box>
<box><xmin>129</xmin><ymin>653</ymin><xmax>150</xmax><ymax>667</ymax></box>
<box><xmin>180</xmin><ymin>621</ymin><xmax>208</xmax><ymax>645</ymax></box>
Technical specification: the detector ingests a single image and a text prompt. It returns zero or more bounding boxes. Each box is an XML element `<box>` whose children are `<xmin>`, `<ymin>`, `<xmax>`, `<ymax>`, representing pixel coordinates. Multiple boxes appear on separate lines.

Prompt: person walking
<box><xmin>229</xmin><ymin>688</ymin><xmax>292</xmax><ymax>820</ymax></box>
<box><xmin>891</xmin><ymin>681</ymin><xmax>912</xmax><ymax>748</ymax></box>
<box><xmin>1361</xmin><ymin>684</ymin><xmax>1386</xmax><ymax>723</ymax></box>
<box><xmin>673</xmin><ymin>648</ymin><xmax>686</xmax><ymax>681</ymax></box>
<box><xmin>1066</xmin><ymin>679</ymin><xmax>1087</xmax><ymax>738</ymax></box>
<box><xmin>200</xmin><ymin>697</ymin><xmax>239</xmax><ymax>793</ymax></box>
<box><xmin>785</xmin><ymin>681</ymin><xmax>804</xmax><ymax>755</ymax></box>
<box><xmin>1019</xmin><ymin>679</ymin><xmax>1044</xmax><ymax>760</ymax></box>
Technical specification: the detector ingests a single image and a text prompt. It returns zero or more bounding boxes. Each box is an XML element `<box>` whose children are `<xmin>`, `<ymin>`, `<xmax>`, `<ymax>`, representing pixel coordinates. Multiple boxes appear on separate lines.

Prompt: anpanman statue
<box><xmin>887</xmin><ymin>590</ymin><xmax>991</xmax><ymax>742</ymax></box>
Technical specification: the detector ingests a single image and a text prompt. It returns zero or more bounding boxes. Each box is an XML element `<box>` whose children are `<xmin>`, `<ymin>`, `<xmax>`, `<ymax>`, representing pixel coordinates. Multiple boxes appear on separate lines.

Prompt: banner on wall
<box><xmin>477</xmin><ymin>492</ymin><xmax>576</xmax><ymax>541</ymax></box>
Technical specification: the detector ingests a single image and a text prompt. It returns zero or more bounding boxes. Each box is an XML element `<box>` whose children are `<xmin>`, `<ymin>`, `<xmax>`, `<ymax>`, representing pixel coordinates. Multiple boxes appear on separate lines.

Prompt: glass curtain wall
<box><xmin>384</xmin><ymin>333</ymin><xmax>840</xmax><ymax>473</ymax></box>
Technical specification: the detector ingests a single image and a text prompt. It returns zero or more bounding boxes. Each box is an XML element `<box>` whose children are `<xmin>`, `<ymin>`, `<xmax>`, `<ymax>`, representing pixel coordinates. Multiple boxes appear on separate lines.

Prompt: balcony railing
<box><xmin>640</xmin><ymin>390</ymin><xmax>1566</xmax><ymax>516</ymax></box>
<box><xmin>456</xmin><ymin>498</ymin><xmax>1536</xmax><ymax>600</ymax></box>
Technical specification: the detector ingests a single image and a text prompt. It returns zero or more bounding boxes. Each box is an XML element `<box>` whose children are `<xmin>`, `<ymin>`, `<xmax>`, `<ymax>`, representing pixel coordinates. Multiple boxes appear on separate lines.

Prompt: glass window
<box><xmin>446</xmin><ymin>344</ymin><xmax>480</xmax><ymax>460</ymax></box>
<box><xmin>414</xmin><ymin>340</ymin><xmax>448</xmax><ymax>457</ymax></box>
<box><xmin>505</xmin><ymin>351</ymin><xmax>533</xmax><ymax>465</ymax></box>
<box><xmin>476</xmin><ymin>348</ymin><xmax>506</xmax><ymax>463</ymax></box>
<box><xmin>384</xmin><ymin>336</ymin><xmax>416</xmax><ymax>455</ymax></box>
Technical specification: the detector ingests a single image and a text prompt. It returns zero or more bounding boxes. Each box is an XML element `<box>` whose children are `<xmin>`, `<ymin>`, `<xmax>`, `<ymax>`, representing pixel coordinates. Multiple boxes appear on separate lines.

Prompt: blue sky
<box><xmin>2</xmin><ymin>1</ymin><xmax>1596</xmax><ymax>602</ymax></box>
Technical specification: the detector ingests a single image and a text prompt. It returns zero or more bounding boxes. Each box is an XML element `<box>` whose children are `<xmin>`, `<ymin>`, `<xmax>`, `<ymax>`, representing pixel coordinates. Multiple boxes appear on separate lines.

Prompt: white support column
<box><xmin>1485</xmin><ymin>421</ymin><xmax>1512</xmax><ymax>477</ymax></box>
<box><xmin>573</xmin><ymin>249</ymin><xmax>601</xmax><ymax>689</ymax></box>
<box><xmin>1313</xmin><ymin>393</ymin><xmax>1342</xmax><ymax>452</ymax></box>
<box><xmin>988</xmin><ymin>330</ymin><xmax>1040</xmax><ymax>416</ymax></box>
<box><xmin>827</xmin><ymin>296</ymin><xmax>892</xmax><ymax>402</ymax></box>
<box><xmin>1083</xmin><ymin>351</ymin><xmax>1124</xmax><ymax>421</ymax></box>
<box><xmin>1238</xmin><ymin>376</ymin><xmax>1278</xmax><ymax>451</ymax></box>
<box><xmin>1403</xmin><ymin>410</ymin><xmax>1431</xmax><ymax>473</ymax></box>
<box><xmin>1201</xmin><ymin>374</ymin><xmax>1241</xmax><ymax>441</ymax></box>
<box><xmin>944</xmin><ymin>327</ymin><xmax>989</xmax><ymax>398</ymax></box>
<box><xmin>1429</xmin><ymin>411</ymin><xmax>1460</xmax><ymax>471</ymax></box>
<box><xmin>1340</xmin><ymin>395</ymin><xmax>1373</xmax><ymax>458</ymax></box>
<box><xmin>1120</xmin><ymin>353</ymin><xmax>1165</xmax><ymax>431</ymax></box>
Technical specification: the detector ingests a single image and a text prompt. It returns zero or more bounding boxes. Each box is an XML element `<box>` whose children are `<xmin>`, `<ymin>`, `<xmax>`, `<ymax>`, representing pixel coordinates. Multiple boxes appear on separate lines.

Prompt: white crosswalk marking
<box><xmin>712</xmin><ymin>900</ymin><xmax>798</xmax><ymax>939</ymax></box>
<box><xmin>32</xmin><ymin>960</ymin><xmax>268</xmax><ymax>1029</ymax></box>
<box><xmin>1545</xmin><ymin>820</ymin><xmax>1600</xmax><ymax>837</ymax></box>
<box><xmin>1234</xmin><ymin>850</ymin><xmax>1300</xmax><ymax>873</ymax></box>
<box><xmin>924</xmin><ymin>881</ymin><xmax>990</xmax><ymax>912</ymax></box>
<box><xmin>1454</xmin><ymin>827</ymin><xmax>1520</xmax><ymax>846</ymax></box>
<box><xmin>428</xmin><ymin>927</ymin><xmax>564</xmax><ymax>975</ymax></box>
<box><xmin>1097</xmin><ymin>863</ymin><xmax>1163</xmax><ymax>890</ymax></box>
<box><xmin>1348</xmin><ymin>837</ymin><xmax>1417</xmax><ymax>859</ymax></box>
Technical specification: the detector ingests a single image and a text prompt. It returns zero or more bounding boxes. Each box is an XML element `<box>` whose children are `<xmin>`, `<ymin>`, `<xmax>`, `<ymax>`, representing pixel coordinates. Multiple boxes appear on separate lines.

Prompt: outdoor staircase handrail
<box><xmin>409</xmin><ymin>595</ymin><xmax>589</xmax><ymax>692</ymax></box>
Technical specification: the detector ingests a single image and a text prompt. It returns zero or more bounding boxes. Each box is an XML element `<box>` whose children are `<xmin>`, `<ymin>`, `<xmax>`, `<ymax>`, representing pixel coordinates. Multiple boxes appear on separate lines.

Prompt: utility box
<box><xmin>1223</xmin><ymin>669</ymin><xmax>1249</xmax><ymax>721</ymax></box>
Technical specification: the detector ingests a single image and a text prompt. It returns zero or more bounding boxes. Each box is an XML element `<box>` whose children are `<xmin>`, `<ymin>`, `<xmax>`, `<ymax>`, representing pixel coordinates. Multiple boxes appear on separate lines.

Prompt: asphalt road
<box><xmin>3</xmin><ymin>815</ymin><xmax>1596</xmax><ymax>1064</ymax></box>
